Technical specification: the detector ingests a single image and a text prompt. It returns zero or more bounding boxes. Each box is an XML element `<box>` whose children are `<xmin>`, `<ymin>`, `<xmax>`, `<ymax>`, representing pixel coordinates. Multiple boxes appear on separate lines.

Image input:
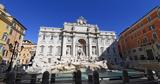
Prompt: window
<box><xmin>143</xmin><ymin>37</ymin><xmax>148</xmax><ymax>43</ymax></box>
<box><xmin>138</xmin><ymin>48</ymin><xmax>142</xmax><ymax>51</ymax></box>
<box><xmin>146</xmin><ymin>49</ymin><xmax>154</xmax><ymax>60</ymax></box>
<box><xmin>67</xmin><ymin>37</ymin><xmax>72</xmax><ymax>42</ymax></box>
<box><xmin>140</xmin><ymin>23</ymin><xmax>144</xmax><ymax>27</ymax></box>
<box><xmin>147</xmin><ymin>16</ymin><xmax>152</xmax><ymax>22</ymax></box>
<box><xmin>59</xmin><ymin>36</ymin><xmax>62</xmax><ymax>40</ymax></box>
<box><xmin>2</xmin><ymin>33</ymin><xmax>8</xmax><ymax>41</ymax></box>
<box><xmin>66</xmin><ymin>45</ymin><xmax>71</xmax><ymax>55</ymax></box>
<box><xmin>128</xmin><ymin>50</ymin><xmax>131</xmax><ymax>53</ymax></box>
<box><xmin>51</xmin><ymin>35</ymin><xmax>54</xmax><ymax>40</ymax></box>
<box><xmin>40</xmin><ymin>45</ymin><xmax>44</xmax><ymax>53</ymax></box>
<box><xmin>6</xmin><ymin>25</ymin><xmax>10</xmax><ymax>29</ymax></box>
<box><xmin>92</xmin><ymin>38</ymin><xmax>97</xmax><ymax>43</ymax></box>
<box><xmin>48</xmin><ymin>46</ymin><xmax>53</xmax><ymax>53</ymax></box>
<box><xmin>100</xmin><ymin>47</ymin><xmax>104</xmax><ymax>54</ymax></box>
<box><xmin>19</xmin><ymin>35</ymin><xmax>21</xmax><ymax>40</ymax></box>
<box><xmin>140</xmin><ymin>55</ymin><xmax>145</xmax><ymax>60</ymax></box>
<box><xmin>133</xmin><ymin>49</ymin><xmax>136</xmax><ymax>53</ymax></box>
<box><xmin>56</xmin><ymin>46</ymin><xmax>61</xmax><ymax>56</ymax></box>
<box><xmin>134</xmin><ymin>55</ymin><xmax>138</xmax><ymax>60</ymax></box>
<box><xmin>9</xmin><ymin>28</ymin><xmax>13</xmax><ymax>35</ymax></box>
<box><xmin>92</xmin><ymin>46</ymin><xmax>96</xmax><ymax>55</ymax></box>
<box><xmin>42</xmin><ymin>34</ymin><xmax>45</xmax><ymax>40</ymax></box>
<box><xmin>149</xmin><ymin>25</ymin><xmax>155</xmax><ymax>30</ymax></box>
<box><xmin>7</xmin><ymin>39</ymin><xmax>10</xmax><ymax>44</ymax></box>
<box><xmin>129</xmin><ymin>56</ymin><xmax>133</xmax><ymax>60</ymax></box>
<box><xmin>58</xmin><ymin>36</ymin><xmax>62</xmax><ymax>43</ymax></box>
<box><xmin>152</xmin><ymin>32</ymin><xmax>157</xmax><ymax>39</ymax></box>
<box><xmin>48</xmin><ymin>58</ymin><xmax>51</xmax><ymax>63</ymax></box>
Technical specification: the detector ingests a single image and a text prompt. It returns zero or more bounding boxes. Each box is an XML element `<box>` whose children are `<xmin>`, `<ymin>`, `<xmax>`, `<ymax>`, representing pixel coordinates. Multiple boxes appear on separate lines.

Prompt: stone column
<box><xmin>87</xmin><ymin>35</ymin><xmax>90</xmax><ymax>57</ymax></box>
<box><xmin>72</xmin><ymin>35</ymin><xmax>75</xmax><ymax>57</ymax></box>
<box><xmin>88</xmin><ymin>35</ymin><xmax>92</xmax><ymax>58</ymax></box>
<box><xmin>52</xmin><ymin>44</ymin><xmax>56</xmax><ymax>64</ymax></box>
<box><xmin>86</xmin><ymin>42</ymin><xmax>88</xmax><ymax>57</ymax></box>
<box><xmin>53</xmin><ymin>46</ymin><xmax>55</xmax><ymax>57</ymax></box>
<box><xmin>96</xmin><ymin>37</ymin><xmax>100</xmax><ymax>57</ymax></box>
<box><xmin>62</xmin><ymin>34</ymin><xmax>66</xmax><ymax>57</ymax></box>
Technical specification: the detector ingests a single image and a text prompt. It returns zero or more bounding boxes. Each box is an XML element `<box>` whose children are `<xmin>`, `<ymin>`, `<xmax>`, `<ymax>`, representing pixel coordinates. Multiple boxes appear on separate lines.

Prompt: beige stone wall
<box><xmin>19</xmin><ymin>40</ymin><xmax>36</xmax><ymax>64</ymax></box>
<box><xmin>0</xmin><ymin>4</ymin><xmax>26</xmax><ymax>64</ymax></box>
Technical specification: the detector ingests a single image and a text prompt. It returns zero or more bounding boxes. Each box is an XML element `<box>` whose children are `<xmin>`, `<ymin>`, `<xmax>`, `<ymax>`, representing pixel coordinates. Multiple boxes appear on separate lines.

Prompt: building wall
<box><xmin>19</xmin><ymin>40</ymin><xmax>36</xmax><ymax>65</ymax></box>
<box><xmin>118</xmin><ymin>7</ymin><xmax>160</xmax><ymax>71</ymax></box>
<box><xmin>0</xmin><ymin>16</ymin><xmax>9</xmax><ymax>63</ymax></box>
<box><xmin>32</xmin><ymin>17</ymin><xmax>116</xmax><ymax>72</ymax></box>
<box><xmin>0</xmin><ymin>4</ymin><xmax>26</xmax><ymax>65</ymax></box>
<box><xmin>0</xmin><ymin>5</ymin><xmax>11</xmax><ymax>63</ymax></box>
<box><xmin>100</xmin><ymin>40</ymin><xmax>123</xmax><ymax>70</ymax></box>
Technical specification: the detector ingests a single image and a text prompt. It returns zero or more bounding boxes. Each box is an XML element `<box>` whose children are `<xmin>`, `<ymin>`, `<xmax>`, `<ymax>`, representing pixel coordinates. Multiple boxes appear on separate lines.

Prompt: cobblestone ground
<box><xmin>0</xmin><ymin>78</ymin><xmax>159</xmax><ymax>84</ymax></box>
<box><xmin>53</xmin><ymin>79</ymin><xmax>158</xmax><ymax>84</ymax></box>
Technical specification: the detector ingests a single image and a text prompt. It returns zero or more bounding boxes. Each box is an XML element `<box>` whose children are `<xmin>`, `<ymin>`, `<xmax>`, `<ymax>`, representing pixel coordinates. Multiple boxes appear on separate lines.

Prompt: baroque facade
<box><xmin>0</xmin><ymin>4</ymin><xmax>26</xmax><ymax>64</ymax></box>
<box><xmin>32</xmin><ymin>17</ymin><xmax>116</xmax><ymax>71</ymax></box>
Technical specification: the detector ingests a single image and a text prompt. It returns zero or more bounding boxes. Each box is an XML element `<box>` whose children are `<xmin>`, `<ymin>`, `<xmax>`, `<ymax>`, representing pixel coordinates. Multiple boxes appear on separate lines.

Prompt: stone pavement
<box><xmin>51</xmin><ymin>78</ymin><xmax>159</xmax><ymax>84</ymax></box>
<box><xmin>0</xmin><ymin>78</ymin><xmax>159</xmax><ymax>84</ymax></box>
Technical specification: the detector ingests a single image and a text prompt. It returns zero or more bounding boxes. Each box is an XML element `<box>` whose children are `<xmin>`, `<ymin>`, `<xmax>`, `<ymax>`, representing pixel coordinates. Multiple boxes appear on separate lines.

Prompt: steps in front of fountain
<box><xmin>35</xmin><ymin>69</ymin><xmax>144</xmax><ymax>81</ymax></box>
<box><xmin>50</xmin><ymin>66</ymin><xmax>87</xmax><ymax>73</ymax></box>
<box><xmin>55</xmin><ymin>72</ymin><xmax>88</xmax><ymax>81</ymax></box>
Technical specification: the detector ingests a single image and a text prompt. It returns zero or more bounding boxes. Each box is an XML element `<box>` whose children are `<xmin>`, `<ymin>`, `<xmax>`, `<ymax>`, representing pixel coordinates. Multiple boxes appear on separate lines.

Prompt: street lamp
<box><xmin>6</xmin><ymin>41</ymin><xmax>24</xmax><ymax>72</ymax></box>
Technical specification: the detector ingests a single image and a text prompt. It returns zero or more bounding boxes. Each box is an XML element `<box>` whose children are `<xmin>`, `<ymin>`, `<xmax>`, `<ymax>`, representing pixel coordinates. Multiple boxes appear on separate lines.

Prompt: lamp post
<box><xmin>6</xmin><ymin>41</ymin><xmax>23</xmax><ymax>72</ymax></box>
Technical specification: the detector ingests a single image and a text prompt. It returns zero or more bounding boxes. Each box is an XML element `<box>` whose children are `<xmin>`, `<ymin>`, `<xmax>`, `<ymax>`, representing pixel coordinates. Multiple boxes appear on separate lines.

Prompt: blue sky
<box><xmin>0</xmin><ymin>0</ymin><xmax>160</xmax><ymax>43</ymax></box>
